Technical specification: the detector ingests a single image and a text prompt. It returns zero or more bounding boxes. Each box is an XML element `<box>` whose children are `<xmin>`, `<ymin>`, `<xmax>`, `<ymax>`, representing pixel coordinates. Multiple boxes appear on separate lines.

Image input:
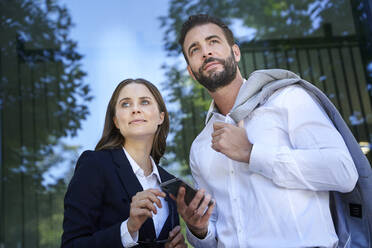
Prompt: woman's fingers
<box><xmin>131</xmin><ymin>207</ymin><xmax>153</xmax><ymax>218</ymax></box>
<box><xmin>148</xmin><ymin>188</ymin><xmax>166</xmax><ymax>198</ymax></box>
<box><xmin>132</xmin><ymin>198</ymin><xmax>158</xmax><ymax>214</ymax></box>
<box><xmin>133</xmin><ymin>189</ymin><xmax>165</xmax><ymax>209</ymax></box>
<box><xmin>128</xmin><ymin>189</ymin><xmax>166</xmax><ymax>233</ymax></box>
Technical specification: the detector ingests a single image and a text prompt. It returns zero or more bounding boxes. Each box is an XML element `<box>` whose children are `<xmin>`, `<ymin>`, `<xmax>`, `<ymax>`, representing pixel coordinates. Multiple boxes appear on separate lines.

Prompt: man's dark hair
<box><xmin>178</xmin><ymin>14</ymin><xmax>235</xmax><ymax>61</ymax></box>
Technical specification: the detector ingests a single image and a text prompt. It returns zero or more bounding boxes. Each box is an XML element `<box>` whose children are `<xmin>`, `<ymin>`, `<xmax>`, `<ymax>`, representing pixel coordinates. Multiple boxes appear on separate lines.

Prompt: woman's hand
<box><xmin>165</xmin><ymin>226</ymin><xmax>187</xmax><ymax>248</ymax></box>
<box><xmin>127</xmin><ymin>189</ymin><xmax>166</xmax><ymax>235</ymax></box>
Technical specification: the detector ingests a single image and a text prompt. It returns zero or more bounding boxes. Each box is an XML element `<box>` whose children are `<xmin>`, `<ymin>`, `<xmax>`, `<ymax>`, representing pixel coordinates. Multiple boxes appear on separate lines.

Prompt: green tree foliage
<box><xmin>160</xmin><ymin>63</ymin><xmax>210</xmax><ymax>175</ymax></box>
<box><xmin>36</xmin><ymin>141</ymin><xmax>80</xmax><ymax>248</ymax></box>
<box><xmin>160</xmin><ymin>0</ymin><xmax>353</xmax><ymax>56</ymax></box>
<box><xmin>0</xmin><ymin>0</ymin><xmax>92</xmax><ymax>137</ymax></box>
<box><xmin>0</xmin><ymin>0</ymin><xmax>92</xmax><ymax>174</ymax></box>
<box><xmin>0</xmin><ymin>0</ymin><xmax>92</xmax><ymax>246</ymax></box>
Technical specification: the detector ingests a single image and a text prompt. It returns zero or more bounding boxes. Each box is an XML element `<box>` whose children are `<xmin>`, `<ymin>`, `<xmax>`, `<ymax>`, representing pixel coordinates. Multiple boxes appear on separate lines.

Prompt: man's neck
<box><xmin>210</xmin><ymin>74</ymin><xmax>244</xmax><ymax>115</ymax></box>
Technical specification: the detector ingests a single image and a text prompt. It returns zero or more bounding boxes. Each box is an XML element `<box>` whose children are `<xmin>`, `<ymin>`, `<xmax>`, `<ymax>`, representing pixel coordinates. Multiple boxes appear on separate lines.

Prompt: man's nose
<box><xmin>202</xmin><ymin>46</ymin><xmax>213</xmax><ymax>58</ymax></box>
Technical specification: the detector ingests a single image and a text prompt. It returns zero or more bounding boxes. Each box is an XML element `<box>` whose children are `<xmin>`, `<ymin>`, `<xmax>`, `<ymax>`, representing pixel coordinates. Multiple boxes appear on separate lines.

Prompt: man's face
<box><xmin>183</xmin><ymin>23</ymin><xmax>240</xmax><ymax>92</ymax></box>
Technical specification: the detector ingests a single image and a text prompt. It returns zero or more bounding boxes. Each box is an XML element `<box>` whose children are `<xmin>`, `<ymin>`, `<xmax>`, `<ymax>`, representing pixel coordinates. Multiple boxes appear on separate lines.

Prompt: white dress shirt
<box><xmin>120</xmin><ymin>148</ymin><xmax>169</xmax><ymax>247</ymax></box>
<box><xmin>187</xmin><ymin>83</ymin><xmax>358</xmax><ymax>248</ymax></box>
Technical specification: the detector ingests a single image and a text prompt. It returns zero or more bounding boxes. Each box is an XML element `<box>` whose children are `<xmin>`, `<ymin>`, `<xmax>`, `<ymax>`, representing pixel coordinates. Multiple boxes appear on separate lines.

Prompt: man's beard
<box><xmin>191</xmin><ymin>49</ymin><xmax>238</xmax><ymax>92</ymax></box>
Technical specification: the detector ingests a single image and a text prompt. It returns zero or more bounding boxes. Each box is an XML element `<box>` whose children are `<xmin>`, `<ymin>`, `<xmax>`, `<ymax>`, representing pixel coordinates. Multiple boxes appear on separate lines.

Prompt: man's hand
<box><xmin>171</xmin><ymin>187</ymin><xmax>214</xmax><ymax>239</ymax></box>
<box><xmin>211</xmin><ymin>120</ymin><xmax>252</xmax><ymax>163</ymax></box>
<box><xmin>165</xmin><ymin>226</ymin><xmax>187</xmax><ymax>248</ymax></box>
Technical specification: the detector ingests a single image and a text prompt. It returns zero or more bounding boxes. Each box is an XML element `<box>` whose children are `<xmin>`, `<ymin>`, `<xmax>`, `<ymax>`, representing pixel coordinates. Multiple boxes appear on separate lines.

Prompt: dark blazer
<box><xmin>61</xmin><ymin>148</ymin><xmax>179</xmax><ymax>248</ymax></box>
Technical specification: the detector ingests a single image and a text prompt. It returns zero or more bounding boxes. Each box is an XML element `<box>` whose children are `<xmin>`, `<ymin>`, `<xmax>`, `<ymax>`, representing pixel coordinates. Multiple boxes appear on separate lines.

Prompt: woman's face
<box><xmin>113</xmin><ymin>83</ymin><xmax>164</xmax><ymax>142</ymax></box>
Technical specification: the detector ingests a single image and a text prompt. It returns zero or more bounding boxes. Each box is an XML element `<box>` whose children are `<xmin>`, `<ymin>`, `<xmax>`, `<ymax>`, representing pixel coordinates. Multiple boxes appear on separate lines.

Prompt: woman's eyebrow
<box><xmin>118</xmin><ymin>97</ymin><xmax>131</xmax><ymax>103</ymax></box>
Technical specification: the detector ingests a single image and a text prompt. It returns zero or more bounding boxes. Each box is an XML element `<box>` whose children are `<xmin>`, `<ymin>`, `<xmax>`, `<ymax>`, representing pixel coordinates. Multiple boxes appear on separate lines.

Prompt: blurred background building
<box><xmin>1</xmin><ymin>0</ymin><xmax>372</xmax><ymax>247</ymax></box>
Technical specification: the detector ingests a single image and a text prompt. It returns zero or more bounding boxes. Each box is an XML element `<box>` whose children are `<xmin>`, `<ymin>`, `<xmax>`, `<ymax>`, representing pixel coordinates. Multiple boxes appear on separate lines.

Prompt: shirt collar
<box><xmin>205</xmin><ymin>79</ymin><xmax>247</xmax><ymax>124</ymax></box>
<box><xmin>122</xmin><ymin>147</ymin><xmax>162</xmax><ymax>182</ymax></box>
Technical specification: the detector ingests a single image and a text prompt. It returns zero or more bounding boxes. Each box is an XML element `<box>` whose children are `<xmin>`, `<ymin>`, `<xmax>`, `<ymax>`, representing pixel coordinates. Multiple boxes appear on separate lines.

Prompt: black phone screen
<box><xmin>160</xmin><ymin>178</ymin><xmax>213</xmax><ymax>206</ymax></box>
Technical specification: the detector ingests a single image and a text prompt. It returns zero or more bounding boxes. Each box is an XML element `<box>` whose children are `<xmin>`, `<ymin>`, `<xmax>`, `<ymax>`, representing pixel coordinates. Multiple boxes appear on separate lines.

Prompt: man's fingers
<box><xmin>201</xmin><ymin>201</ymin><xmax>215</xmax><ymax>223</ymax></box>
<box><xmin>213</xmin><ymin>121</ymin><xmax>229</xmax><ymax>131</ymax></box>
<box><xmin>237</xmin><ymin>119</ymin><xmax>244</xmax><ymax>128</ymax></box>
<box><xmin>176</xmin><ymin>186</ymin><xmax>187</xmax><ymax>207</ymax></box>
<box><xmin>211</xmin><ymin>128</ymin><xmax>224</xmax><ymax>138</ymax></box>
<box><xmin>169</xmin><ymin>193</ymin><xmax>176</xmax><ymax>201</ymax></box>
<box><xmin>169</xmin><ymin>225</ymin><xmax>181</xmax><ymax>239</ymax></box>
<box><xmin>169</xmin><ymin>228</ymin><xmax>184</xmax><ymax>247</ymax></box>
<box><xmin>188</xmin><ymin>189</ymin><xmax>205</xmax><ymax>210</ymax></box>
<box><xmin>195</xmin><ymin>193</ymin><xmax>212</xmax><ymax>217</ymax></box>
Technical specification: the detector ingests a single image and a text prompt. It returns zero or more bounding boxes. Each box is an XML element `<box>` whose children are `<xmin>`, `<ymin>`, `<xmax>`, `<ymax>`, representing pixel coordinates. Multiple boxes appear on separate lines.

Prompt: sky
<box><xmin>59</xmin><ymin>0</ymin><xmax>174</xmax><ymax>151</ymax></box>
<box><xmin>44</xmin><ymin>0</ymin><xmax>258</xmax><ymax>183</ymax></box>
<box><xmin>56</xmin><ymin>0</ymin><xmax>257</xmax><ymax>152</ymax></box>
<box><xmin>45</xmin><ymin>0</ymin><xmax>182</xmax><ymax>183</ymax></box>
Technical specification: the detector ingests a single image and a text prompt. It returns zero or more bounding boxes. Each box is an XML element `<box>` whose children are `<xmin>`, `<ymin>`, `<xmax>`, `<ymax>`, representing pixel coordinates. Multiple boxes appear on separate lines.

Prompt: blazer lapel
<box><xmin>110</xmin><ymin>148</ymin><xmax>143</xmax><ymax>198</ymax></box>
<box><xmin>157</xmin><ymin>165</ymin><xmax>178</xmax><ymax>240</ymax></box>
<box><xmin>110</xmin><ymin>148</ymin><xmax>157</xmax><ymax>240</ymax></box>
<box><xmin>157</xmin><ymin>165</ymin><xmax>175</xmax><ymax>183</ymax></box>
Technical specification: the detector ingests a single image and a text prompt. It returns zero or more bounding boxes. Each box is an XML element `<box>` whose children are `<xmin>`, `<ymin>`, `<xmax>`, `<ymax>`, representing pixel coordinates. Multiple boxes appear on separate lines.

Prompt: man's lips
<box><xmin>129</xmin><ymin>119</ymin><xmax>146</xmax><ymax>124</ymax></box>
<box><xmin>203</xmin><ymin>61</ymin><xmax>221</xmax><ymax>71</ymax></box>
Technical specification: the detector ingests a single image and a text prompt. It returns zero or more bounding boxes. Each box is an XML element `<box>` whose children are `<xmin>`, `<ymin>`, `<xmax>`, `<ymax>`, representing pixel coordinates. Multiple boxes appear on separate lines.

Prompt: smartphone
<box><xmin>160</xmin><ymin>177</ymin><xmax>214</xmax><ymax>207</ymax></box>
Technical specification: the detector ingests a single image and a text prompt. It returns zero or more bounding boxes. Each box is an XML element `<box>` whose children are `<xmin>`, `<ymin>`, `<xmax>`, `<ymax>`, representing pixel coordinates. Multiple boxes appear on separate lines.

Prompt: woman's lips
<box><xmin>129</xmin><ymin>119</ymin><xmax>146</xmax><ymax>124</ymax></box>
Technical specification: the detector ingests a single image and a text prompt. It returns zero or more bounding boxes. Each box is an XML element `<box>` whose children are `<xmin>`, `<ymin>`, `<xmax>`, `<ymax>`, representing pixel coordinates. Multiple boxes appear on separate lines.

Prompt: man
<box><xmin>174</xmin><ymin>14</ymin><xmax>359</xmax><ymax>247</ymax></box>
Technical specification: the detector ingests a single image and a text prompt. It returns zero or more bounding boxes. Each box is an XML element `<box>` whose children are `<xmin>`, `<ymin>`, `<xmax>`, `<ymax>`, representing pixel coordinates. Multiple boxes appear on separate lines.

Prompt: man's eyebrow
<box><xmin>187</xmin><ymin>35</ymin><xmax>223</xmax><ymax>55</ymax></box>
<box><xmin>205</xmin><ymin>35</ymin><xmax>221</xmax><ymax>41</ymax></box>
<box><xmin>188</xmin><ymin>42</ymin><xmax>198</xmax><ymax>56</ymax></box>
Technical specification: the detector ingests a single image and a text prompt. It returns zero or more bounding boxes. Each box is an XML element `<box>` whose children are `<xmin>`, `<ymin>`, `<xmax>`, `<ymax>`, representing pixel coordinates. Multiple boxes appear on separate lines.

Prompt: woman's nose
<box><xmin>131</xmin><ymin>104</ymin><xmax>141</xmax><ymax>114</ymax></box>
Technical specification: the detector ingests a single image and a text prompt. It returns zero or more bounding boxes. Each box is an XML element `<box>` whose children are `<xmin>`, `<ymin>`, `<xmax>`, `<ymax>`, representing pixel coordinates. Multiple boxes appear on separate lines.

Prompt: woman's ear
<box><xmin>113</xmin><ymin>116</ymin><xmax>119</xmax><ymax>129</ymax></box>
<box><xmin>158</xmin><ymin>112</ymin><xmax>165</xmax><ymax>125</ymax></box>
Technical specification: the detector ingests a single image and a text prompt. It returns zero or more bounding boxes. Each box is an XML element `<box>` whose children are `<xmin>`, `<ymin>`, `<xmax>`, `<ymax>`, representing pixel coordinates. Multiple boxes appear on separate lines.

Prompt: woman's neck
<box><xmin>124</xmin><ymin>139</ymin><xmax>153</xmax><ymax>176</ymax></box>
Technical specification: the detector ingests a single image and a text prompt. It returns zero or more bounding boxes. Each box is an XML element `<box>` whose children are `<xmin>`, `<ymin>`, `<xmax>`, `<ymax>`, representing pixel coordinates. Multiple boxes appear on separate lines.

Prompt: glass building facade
<box><xmin>238</xmin><ymin>0</ymin><xmax>372</xmax><ymax>161</ymax></box>
<box><xmin>1</xmin><ymin>1</ymin><xmax>91</xmax><ymax>247</ymax></box>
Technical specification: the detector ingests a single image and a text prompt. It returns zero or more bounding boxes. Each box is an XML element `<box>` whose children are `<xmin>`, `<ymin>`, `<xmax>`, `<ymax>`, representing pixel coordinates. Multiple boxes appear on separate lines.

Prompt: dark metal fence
<box><xmin>240</xmin><ymin>31</ymin><xmax>372</xmax><ymax>149</ymax></box>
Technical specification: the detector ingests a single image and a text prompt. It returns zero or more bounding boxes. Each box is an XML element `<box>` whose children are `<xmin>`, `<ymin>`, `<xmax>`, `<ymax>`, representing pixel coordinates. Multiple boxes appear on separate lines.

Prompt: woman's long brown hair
<box><xmin>95</xmin><ymin>79</ymin><xmax>169</xmax><ymax>164</ymax></box>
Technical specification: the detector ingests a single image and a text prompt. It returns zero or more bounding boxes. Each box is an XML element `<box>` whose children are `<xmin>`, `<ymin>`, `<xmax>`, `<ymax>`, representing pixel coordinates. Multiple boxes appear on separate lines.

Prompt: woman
<box><xmin>61</xmin><ymin>79</ymin><xmax>186</xmax><ymax>248</ymax></box>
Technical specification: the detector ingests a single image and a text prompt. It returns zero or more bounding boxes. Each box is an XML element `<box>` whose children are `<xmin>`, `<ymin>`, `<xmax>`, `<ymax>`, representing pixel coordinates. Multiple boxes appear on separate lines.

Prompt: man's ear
<box><xmin>232</xmin><ymin>44</ymin><xmax>241</xmax><ymax>63</ymax></box>
<box><xmin>187</xmin><ymin>65</ymin><xmax>197</xmax><ymax>80</ymax></box>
